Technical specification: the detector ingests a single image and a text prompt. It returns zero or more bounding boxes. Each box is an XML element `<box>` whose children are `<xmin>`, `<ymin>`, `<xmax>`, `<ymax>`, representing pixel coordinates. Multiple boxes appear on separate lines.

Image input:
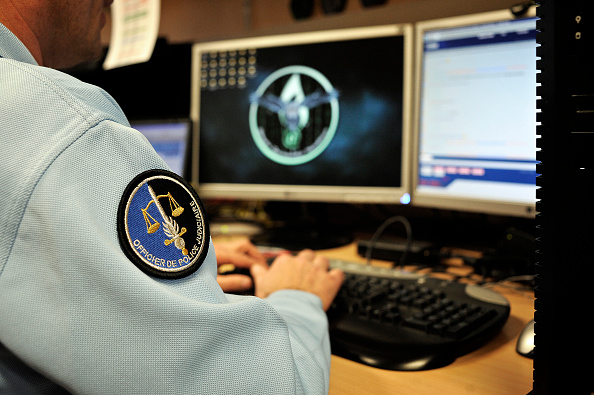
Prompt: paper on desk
<box><xmin>103</xmin><ymin>0</ymin><xmax>161</xmax><ymax>70</ymax></box>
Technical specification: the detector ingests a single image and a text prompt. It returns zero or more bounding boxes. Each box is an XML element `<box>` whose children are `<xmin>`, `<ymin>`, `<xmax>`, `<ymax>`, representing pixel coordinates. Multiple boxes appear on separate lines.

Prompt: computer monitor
<box><xmin>191</xmin><ymin>24</ymin><xmax>413</xmax><ymax>206</ymax></box>
<box><xmin>131</xmin><ymin>119</ymin><xmax>192</xmax><ymax>179</ymax></box>
<box><xmin>412</xmin><ymin>9</ymin><xmax>538</xmax><ymax>218</ymax></box>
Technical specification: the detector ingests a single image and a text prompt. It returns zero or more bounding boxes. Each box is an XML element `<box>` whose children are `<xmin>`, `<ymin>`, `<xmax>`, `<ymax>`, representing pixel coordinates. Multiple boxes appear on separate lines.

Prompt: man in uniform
<box><xmin>0</xmin><ymin>1</ymin><xmax>344</xmax><ymax>393</ymax></box>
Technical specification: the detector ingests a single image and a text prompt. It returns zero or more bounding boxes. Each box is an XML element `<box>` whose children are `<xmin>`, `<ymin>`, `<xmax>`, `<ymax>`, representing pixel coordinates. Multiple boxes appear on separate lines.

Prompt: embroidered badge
<box><xmin>118</xmin><ymin>170</ymin><xmax>209</xmax><ymax>278</ymax></box>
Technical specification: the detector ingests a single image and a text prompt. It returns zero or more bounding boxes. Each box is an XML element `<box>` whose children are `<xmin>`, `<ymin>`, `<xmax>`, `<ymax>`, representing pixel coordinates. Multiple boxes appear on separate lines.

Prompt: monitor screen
<box><xmin>191</xmin><ymin>25</ymin><xmax>413</xmax><ymax>204</ymax></box>
<box><xmin>131</xmin><ymin>119</ymin><xmax>192</xmax><ymax>179</ymax></box>
<box><xmin>412</xmin><ymin>9</ymin><xmax>538</xmax><ymax>217</ymax></box>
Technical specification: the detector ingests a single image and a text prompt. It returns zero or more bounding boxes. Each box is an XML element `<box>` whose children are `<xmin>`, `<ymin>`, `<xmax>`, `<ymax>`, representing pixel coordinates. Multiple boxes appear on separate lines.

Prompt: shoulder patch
<box><xmin>117</xmin><ymin>169</ymin><xmax>210</xmax><ymax>278</ymax></box>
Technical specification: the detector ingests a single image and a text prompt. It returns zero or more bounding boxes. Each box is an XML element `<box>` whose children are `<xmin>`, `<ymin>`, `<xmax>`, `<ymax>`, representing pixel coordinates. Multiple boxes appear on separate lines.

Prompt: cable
<box><xmin>510</xmin><ymin>0</ymin><xmax>536</xmax><ymax>17</ymax></box>
<box><xmin>364</xmin><ymin>215</ymin><xmax>413</xmax><ymax>268</ymax></box>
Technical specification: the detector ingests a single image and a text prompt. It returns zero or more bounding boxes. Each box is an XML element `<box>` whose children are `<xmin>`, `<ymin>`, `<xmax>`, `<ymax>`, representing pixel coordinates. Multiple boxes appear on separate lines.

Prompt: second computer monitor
<box><xmin>131</xmin><ymin>119</ymin><xmax>192</xmax><ymax>179</ymax></box>
<box><xmin>191</xmin><ymin>24</ymin><xmax>413</xmax><ymax>205</ymax></box>
<box><xmin>413</xmin><ymin>9</ymin><xmax>538</xmax><ymax>217</ymax></box>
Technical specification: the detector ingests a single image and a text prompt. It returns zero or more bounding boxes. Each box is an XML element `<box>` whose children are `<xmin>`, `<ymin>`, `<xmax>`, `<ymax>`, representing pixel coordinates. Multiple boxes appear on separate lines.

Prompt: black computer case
<box><xmin>535</xmin><ymin>0</ymin><xmax>594</xmax><ymax>393</ymax></box>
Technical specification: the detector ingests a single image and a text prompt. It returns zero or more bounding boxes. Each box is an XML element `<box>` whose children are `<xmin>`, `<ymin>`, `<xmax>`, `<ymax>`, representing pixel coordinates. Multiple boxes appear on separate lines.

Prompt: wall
<box><xmin>102</xmin><ymin>0</ymin><xmax>527</xmax><ymax>45</ymax></box>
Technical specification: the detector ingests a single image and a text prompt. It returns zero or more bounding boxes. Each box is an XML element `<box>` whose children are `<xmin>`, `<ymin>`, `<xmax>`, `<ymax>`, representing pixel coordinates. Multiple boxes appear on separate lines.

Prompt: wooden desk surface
<box><xmin>319</xmin><ymin>243</ymin><xmax>535</xmax><ymax>395</ymax></box>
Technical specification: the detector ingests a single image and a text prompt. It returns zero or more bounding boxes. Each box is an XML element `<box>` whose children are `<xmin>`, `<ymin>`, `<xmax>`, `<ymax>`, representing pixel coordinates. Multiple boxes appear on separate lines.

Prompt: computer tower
<box><xmin>535</xmin><ymin>0</ymin><xmax>594</xmax><ymax>393</ymax></box>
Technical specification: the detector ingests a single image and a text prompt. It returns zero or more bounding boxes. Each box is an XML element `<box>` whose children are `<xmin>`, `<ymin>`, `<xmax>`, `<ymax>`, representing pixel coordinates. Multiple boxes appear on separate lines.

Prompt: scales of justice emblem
<box><xmin>118</xmin><ymin>170</ymin><xmax>209</xmax><ymax>279</ymax></box>
<box><xmin>142</xmin><ymin>184</ymin><xmax>188</xmax><ymax>256</ymax></box>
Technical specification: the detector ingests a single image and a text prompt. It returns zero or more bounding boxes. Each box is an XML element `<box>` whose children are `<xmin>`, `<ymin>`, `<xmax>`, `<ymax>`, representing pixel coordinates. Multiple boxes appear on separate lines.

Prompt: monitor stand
<box><xmin>249</xmin><ymin>202</ymin><xmax>353</xmax><ymax>251</ymax></box>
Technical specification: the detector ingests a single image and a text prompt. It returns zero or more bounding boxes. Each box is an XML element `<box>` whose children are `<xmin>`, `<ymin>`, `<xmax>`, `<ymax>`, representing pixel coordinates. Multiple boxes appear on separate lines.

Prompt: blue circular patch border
<box><xmin>117</xmin><ymin>169</ymin><xmax>210</xmax><ymax>279</ymax></box>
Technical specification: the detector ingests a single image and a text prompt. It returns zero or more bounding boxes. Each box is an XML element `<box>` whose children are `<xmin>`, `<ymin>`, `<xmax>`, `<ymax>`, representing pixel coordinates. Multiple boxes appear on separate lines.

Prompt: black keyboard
<box><xmin>327</xmin><ymin>259</ymin><xmax>510</xmax><ymax>371</ymax></box>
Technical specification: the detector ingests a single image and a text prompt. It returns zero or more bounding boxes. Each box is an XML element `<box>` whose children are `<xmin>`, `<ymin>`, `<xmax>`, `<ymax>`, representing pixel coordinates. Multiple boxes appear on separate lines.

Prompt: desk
<box><xmin>214</xmin><ymin>235</ymin><xmax>535</xmax><ymax>394</ymax></box>
<box><xmin>320</xmin><ymin>243</ymin><xmax>535</xmax><ymax>395</ymax></box>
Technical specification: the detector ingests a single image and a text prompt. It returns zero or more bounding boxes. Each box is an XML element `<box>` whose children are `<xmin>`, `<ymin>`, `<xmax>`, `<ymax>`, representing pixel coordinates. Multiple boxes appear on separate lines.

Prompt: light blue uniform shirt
<box><xmin>0</xmin><ymin>23</ymin><xmax>331</xmax><ymax>394</ymax></box>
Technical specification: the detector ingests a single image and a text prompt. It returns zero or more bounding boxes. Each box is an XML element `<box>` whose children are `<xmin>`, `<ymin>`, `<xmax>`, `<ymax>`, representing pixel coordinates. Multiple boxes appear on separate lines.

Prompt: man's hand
<box><xmin>214</xmin><ymin>239</ymin><xmax>267</xmax><ymax>293</ymax></box>
<box><xmin>250</xmin><ymin>250</ymin><xmax>344</xmax><ymax>311</ymax></box>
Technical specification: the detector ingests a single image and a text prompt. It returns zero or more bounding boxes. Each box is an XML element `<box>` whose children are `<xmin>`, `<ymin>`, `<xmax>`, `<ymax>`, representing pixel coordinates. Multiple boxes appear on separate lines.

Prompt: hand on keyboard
<box><xmin>251</xmin><ymin>250</ymin><xmax>344</xmax><ymax>311</ymax></box>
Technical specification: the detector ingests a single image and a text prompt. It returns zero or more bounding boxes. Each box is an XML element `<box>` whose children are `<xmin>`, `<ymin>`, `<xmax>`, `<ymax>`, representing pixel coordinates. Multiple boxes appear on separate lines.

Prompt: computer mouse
<box><xmin>516</xmin><ymin>319</ymin><xmax>534</xmax><ymax>358</ymax></box>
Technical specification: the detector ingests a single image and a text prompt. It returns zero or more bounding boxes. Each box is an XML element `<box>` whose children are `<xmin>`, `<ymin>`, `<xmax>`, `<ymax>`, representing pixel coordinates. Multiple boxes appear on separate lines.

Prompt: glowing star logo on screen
<box><xmin>249</xmin><ymin>65</ymin><xmax>339</xmax><ymax>165</ymax></box>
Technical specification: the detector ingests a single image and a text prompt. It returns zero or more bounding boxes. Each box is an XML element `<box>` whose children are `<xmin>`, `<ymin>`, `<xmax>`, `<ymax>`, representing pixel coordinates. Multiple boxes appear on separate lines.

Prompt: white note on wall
<box><xmin>103</xmin><ymin>0</ymin><xmax>161</xmax><ymax>70</ymax></box>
